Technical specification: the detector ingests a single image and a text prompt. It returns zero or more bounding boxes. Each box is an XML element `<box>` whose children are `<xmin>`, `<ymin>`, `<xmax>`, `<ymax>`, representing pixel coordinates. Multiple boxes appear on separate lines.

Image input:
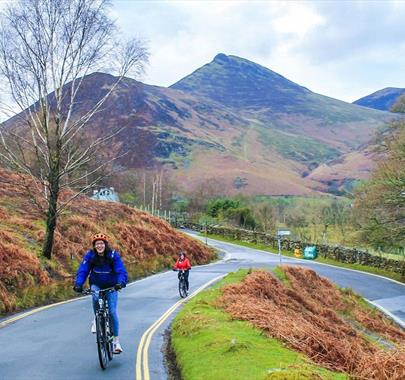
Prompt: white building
<box><xmin>90</xmin><ymin>187</ymin><xmax>120</xmax><ymax>202</ymax></box>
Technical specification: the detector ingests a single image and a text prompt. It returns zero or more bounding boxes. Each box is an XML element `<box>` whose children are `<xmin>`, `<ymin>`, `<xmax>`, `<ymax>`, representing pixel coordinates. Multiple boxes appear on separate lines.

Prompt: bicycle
<box><xmin>175</xmin><ymin>269</ymin><xmax>188</xmax><ymax>298</ymax></box>
<box><xmin>83</xmin><ymin>287</ymin><xmax>116</xmax><ymax>370</ymax></box>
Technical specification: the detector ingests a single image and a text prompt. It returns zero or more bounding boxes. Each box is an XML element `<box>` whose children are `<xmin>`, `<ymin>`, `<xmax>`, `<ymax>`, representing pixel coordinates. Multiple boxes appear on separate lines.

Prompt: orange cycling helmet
<box><xmin>91</xmin><ymin>233</ymin><xmax>108</xmax><ymax>245</ymax></box>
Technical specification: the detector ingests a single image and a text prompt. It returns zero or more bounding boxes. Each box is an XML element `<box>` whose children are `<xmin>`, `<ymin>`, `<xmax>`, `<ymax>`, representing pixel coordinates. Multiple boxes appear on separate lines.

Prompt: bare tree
<box><xmin>354</xmin><ymin>121</ymin><xmax>405</xmax><ymax>250</ymax></box>
<box><xmin>150</xmin><ymin>170</ymin><xmax>163</xmax><ymax>214</ymax></box>
<box><xmin>143</xmin><ymin>170</ymin><xmax>146</xmax><ymax>207</ymax></box>
<box><xmin>187</xmin><ymin>178</ymin><xmax>226</xmax><ymax>212</ymax></box>
<box><xmin>253</xmin><ymin>202</ymin><xmax>276</xmax><ymax>232</ymax></box>
<box><xmin>0</xmin><ymin>0</ymin><xmax>148</xmax><ymax>259</ymax></box>
<box><xmin>151</xmin><ymin>176</ymin><xmax>156</xmax><ymax>215</ymax></box>
<box><xmin>158</xmin><ymin>169</ymin><xmax>163</xmax><ymax>210</ymax></box>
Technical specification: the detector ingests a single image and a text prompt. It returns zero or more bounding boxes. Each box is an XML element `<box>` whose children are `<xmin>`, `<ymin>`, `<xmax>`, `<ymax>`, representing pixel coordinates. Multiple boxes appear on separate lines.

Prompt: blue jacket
<box><xmin>75</xmin><ymin>249</ymin><xmax>128</xmax><ymax>289</ymax></box>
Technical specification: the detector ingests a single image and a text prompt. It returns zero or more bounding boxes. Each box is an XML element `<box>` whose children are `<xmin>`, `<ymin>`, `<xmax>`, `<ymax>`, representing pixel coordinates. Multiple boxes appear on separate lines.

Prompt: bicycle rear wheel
<box><xmin>96</xmin><ymin>314</ymin><xmax>109</xmax><ymax>369</ymax></box>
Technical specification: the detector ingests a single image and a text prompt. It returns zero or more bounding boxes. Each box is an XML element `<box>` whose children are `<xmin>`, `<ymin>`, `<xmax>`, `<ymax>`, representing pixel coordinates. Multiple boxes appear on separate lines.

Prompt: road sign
<box><xmin>277</xmin><ymin>230</ymin><xmax>291</xmax><ymax>265</ymax></box>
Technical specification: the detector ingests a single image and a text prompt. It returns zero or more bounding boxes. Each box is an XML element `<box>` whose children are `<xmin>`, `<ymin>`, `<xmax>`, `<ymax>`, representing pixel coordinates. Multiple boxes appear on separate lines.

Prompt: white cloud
<box><xmin>112</xmin><ymin>1</ymin><xmax>405</xmax><ymax>102</ymax></box>
<box><xmin>272</xmin><ymin>3</ymin><xmax>325</xmax><ymax>36</ymax></box>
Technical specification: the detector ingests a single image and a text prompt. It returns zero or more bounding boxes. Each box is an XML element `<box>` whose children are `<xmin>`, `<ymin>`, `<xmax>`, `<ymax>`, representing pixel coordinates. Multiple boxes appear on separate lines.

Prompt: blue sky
<box><xmin>112</xmin><ymin>0</ymin><xmax>405</xmax><ymax>103</ymax></box>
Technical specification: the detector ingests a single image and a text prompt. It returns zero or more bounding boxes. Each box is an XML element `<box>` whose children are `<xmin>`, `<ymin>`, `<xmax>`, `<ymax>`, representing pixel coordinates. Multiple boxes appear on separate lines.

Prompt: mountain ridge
<box><xmin>353</xmin><ymin>87</ymin><xmax>405</xmax><ymax>111</ymax></box>
<box><xmin>171</xmin><ymin>53</ymin><xmax>311</xmax><ymax>109</ymax></box>
<box><xmin>171</xmin><ymin>54</ymin><xmax>389</xmax><ymax>152</ymax></box>
<box><xmin>2</xmin><ymin>54</ymin><xmax>393</xmax><ymax>196</ymax></box>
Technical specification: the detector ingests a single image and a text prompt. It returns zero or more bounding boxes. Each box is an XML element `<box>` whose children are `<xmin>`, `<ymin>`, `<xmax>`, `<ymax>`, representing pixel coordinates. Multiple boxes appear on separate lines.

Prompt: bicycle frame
<box><xmin>177</xmin><ymin>270</ymin><xmax>188</xmax><ymax>298</ymax></box>
<box><xmin>83</xmin><ymin>287</ymin><xmax>116</xmax><ymax>370</ymax></box>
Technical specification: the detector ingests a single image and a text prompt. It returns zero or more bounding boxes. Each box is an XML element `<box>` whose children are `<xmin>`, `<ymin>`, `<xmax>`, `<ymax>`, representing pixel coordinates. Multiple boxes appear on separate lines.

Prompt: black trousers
<box><xmin>178</xmin><ymin>269</ymin><xmax>190</xmax><ymax>290</ymax></box>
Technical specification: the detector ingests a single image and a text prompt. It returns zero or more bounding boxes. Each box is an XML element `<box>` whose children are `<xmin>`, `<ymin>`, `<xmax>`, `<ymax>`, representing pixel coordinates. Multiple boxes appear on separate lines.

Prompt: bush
<box><xmin>206</xmin><ymin>198</ymin><xmax>240</xmax><ymax>217</ymax></box>
<box><xmin>224</xmin><ymin>207</ymin><xmax>257</xmax><ymax>230</ymax></box>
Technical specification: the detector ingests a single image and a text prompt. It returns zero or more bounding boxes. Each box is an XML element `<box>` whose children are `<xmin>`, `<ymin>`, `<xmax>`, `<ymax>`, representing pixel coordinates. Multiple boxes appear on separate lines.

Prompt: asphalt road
<box><xmin>1</xmin><ymin>231</ymin><xmax>404</xmax><ymax>380</ymax></box>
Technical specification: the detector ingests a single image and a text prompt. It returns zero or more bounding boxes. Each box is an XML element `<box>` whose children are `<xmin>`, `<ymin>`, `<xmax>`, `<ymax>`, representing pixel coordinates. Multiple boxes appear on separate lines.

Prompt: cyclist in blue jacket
<box><xmin>74</xmin><ymin>233</ymin><xmax>128</xmax><ymax>354</ymax></box>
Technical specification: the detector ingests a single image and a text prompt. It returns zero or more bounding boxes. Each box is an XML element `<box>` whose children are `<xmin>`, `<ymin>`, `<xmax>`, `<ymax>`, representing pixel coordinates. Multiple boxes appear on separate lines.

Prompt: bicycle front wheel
<box><xmin>96</xmin><ymin>314</ymin><xmax>109</xmax><ymax>369</ymax></box>
<box><xmin>179</xmin><ymin>279</ymin><xmax>187</xmax><ymax>298</ymax></box>
<box><xmin>106</xmin><ymin>314</ymin><xmax>114</xmax><ymax>361</ymax></box>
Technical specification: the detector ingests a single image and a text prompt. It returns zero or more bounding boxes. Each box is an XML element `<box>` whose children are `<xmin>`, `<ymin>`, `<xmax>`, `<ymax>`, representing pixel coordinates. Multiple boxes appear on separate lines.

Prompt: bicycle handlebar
<box><xmin>82</xmin><ymin>287</ymin><xmax>116</xmax><ymax>296</ymax></box>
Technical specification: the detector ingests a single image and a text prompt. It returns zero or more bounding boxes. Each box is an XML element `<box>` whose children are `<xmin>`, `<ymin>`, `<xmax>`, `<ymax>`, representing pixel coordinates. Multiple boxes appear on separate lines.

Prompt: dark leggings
<box><xmin>178</xmin><ymin>270</ymin><xmax>190</xmax><ymax>290</ymax></box>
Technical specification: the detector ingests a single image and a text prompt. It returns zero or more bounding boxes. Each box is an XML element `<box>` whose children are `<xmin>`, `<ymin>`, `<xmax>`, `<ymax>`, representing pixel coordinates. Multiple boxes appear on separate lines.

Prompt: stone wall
<box><xmin>182</xmin><ymin>223</ymin><xmax>405</xmax><ymax>275</ymax></box>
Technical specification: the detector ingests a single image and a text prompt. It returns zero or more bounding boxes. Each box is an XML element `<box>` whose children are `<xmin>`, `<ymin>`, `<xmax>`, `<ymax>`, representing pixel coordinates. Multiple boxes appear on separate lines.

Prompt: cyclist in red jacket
<box><xmin>173</xmin><ymin>251</ymin><xmax>191</xmax><ymax>291</ymax></box>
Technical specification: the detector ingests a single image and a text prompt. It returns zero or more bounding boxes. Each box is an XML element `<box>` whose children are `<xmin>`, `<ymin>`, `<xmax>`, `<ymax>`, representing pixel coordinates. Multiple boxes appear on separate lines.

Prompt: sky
<box><xmin>111</xmin><ymin>0</ymin><xmax>405</xmax><ymax>103</ymax></box>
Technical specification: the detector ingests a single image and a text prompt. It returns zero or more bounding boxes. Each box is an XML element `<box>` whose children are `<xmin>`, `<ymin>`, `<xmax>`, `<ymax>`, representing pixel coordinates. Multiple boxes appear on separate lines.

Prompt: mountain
<box><xmin>353</xmin><ymin>87</ymin><xmax>405</xmax><ymax>111</ymax></box>
<box><xmin>2</xmin><ymin>55</ymin><xmax>393</xmax><ymax>196</ymax></box>
<box><xmin>172</xmin><ymin>53</ymin><xmax>311</xmax><ymax>110</ymax></box>
<box><xmin>170</xmin><ymin>54</ymin><xmax>394</xmax><ymax>193</ymax></box>
<box><xmin>171</xmin><ymin>54</ymin><xmax>388</xmax><ymax>151</ymax></box>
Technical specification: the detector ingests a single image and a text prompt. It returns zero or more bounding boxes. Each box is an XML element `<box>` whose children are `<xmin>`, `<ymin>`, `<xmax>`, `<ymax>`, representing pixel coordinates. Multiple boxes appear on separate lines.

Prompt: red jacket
<box><xmin>174</xmin><ymin>258</ymin><xmax>191</xmax><ymax>270</ymax></box>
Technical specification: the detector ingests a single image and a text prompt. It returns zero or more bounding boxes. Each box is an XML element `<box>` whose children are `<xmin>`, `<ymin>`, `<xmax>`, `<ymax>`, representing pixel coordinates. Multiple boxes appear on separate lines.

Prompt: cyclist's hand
<box><xmin>172</xmin><ymin>268</ymin><xmax>177</xmax><ymax>271</ymax></box>
<box><xmin>114</xmin><ymin>283</ymin><xmax>124</xmax><ymax>291</ymax></box>
<box><xmin>73</xmin><ymin>285</ymin><xmax>83</xmax><ymax>293</ymax></box>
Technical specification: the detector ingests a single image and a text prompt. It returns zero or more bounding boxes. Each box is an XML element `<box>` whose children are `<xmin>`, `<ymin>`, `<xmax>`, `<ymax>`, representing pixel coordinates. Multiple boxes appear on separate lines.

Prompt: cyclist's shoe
<box><xmin>113</xmin><ymin>337</ymin><xmax>123</xmax><ymax>354</ymax></box>
<box><xmin>91</xmin><ymin>319</ymin><xmax>96</xmax><ymax>334</ymax></box>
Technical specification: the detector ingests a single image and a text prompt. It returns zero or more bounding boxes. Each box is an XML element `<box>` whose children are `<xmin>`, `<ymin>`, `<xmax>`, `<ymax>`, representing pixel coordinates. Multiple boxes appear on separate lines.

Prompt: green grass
<box><xmin>272</xmin><ymin>266</ymin><xmax>290</xmax><ymax>286</ymax></box>
<box><xmin>15</xmin><ymin>281</ymin><xmax>76</xmax><ymax>310</ymax></box>
<box><xmin>337</xmin><ymin>288</ymin><xmax>399</xmax><ymax>351</ymax></box>
<box><xmin>171</xmin><ymin>270</ymin><xmax>347</xmax><ymax>380</ymax></box>
<box><xmin>202</xmin><ymin>233</ymin><xmax>405</xmax><ymax>284</ymax></box>
<box><xmin>0</xmin><ymin>223</ymin><xmax>39</xmax><ymax>251</ymax></box>
<box><xmin>0</xmin><ymin>197</ymin><xmax>23</xmax><ymax>214</ymax></box>
<box><xmin>256</xmin><ymin>126</ymin><xmax>341</xmax><ymax>163</ymax></box>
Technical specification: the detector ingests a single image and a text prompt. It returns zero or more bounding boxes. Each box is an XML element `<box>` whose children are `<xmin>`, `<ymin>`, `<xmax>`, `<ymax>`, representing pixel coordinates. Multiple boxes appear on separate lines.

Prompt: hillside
<box><xmin>0</xmin><ymin>168</ymin><xmax>214</xmax><ymax>315</ymax></box>
<box><xmin>172</xmin><ymin>268</ymin><xmax>405</xmax><ymax>379</ymax></box>
<box><xmin>172</xmin><ymin>54</ymin><xmax>389</xmax><ymax>150</ymax></box>
<box><xmin>354</xmin><ymin>87</ymin><xmax>405</xmax><ymax>111</ymax></box>
<box><xmin>2</xmin><ymin>55</ymin><xmax>393</xmax><ymax>196</ymax></box>
<box><xmin>307</xmin><ymin>144</ymin><xmax>377</xmax><ymax>193</ymax></box>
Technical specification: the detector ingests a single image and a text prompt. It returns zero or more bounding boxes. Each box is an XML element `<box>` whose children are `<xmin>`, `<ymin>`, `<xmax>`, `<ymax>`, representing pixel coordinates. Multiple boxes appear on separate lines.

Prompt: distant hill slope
<box><xmin>2</xmin><ymin>55</ymin><xmax>393</xmax><ymax>196</ymax></box>
<box><xmin>353</xmin><ymin>87</ymin><xmax>405</xmax><ymax>111</ymax></box>
<box><xmin>171</xmin><ymin>54</ymin><xmax>389</xmax><ymax>150</ymax></box>
<box><xmin>307</xmin><ymin>144</ymin><xmax>377</xmax><ymax>194</ymax></box>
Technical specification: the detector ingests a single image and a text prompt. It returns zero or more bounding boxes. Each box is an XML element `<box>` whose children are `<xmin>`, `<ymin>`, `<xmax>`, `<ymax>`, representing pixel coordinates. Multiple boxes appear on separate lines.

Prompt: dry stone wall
<box><xmin>182</xmin><ymin>223</ymin><xmax>404</xmax><ymax>275</ymax></box>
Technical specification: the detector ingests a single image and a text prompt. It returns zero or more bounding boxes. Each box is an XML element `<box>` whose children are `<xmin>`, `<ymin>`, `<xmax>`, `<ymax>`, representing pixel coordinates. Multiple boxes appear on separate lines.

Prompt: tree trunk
<box><xmin>143</xmin><ymin>171</ymin><xmax>146</xmax><ymax>207</ymax></box>
<box><xmin>42</xmin><ymin>169</ymin><xmax>60</xmax><ymax>259</ymax></box>
<box><xmin>43</xmin><ymin>204</ymin><xmax>57</xmax><ymax>259</ymax></box>
<box><xmin>151</xmin><ymin>179</ymin><xmax>155</xmax><ymax>215</ymax></box>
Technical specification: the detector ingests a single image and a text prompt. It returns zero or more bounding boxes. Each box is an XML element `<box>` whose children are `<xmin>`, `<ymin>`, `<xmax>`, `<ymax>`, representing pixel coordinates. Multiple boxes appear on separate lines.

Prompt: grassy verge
<box><xmin>171</xmin><ymin>270</ymin><xmax>347</xmax><ymax>380</ymax></box>
<box><xmin>203</xmin><ymin>233</ymin><xmax>405</xmax><ymax>284</ymax></box>
<box><xmin>14</xmin><ymin>281</ymin><xmax>76</xmax><ymax>310</ymax></box>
